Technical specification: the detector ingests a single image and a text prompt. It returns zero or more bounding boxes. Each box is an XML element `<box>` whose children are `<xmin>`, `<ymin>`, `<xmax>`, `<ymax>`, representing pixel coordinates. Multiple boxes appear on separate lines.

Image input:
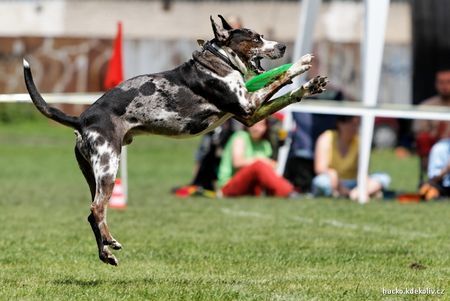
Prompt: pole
<box><xmin>358</xmin><ymin>0</ymin><xmax>390</xmax><ymax>203</ymax></box>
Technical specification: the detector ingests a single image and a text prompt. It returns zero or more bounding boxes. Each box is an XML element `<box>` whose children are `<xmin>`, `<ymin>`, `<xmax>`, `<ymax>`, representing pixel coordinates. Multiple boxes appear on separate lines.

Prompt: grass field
<box><xmin>1</xmin><ymin>115</ymin><xmax>449</xmax><ymax>300</ymax></box>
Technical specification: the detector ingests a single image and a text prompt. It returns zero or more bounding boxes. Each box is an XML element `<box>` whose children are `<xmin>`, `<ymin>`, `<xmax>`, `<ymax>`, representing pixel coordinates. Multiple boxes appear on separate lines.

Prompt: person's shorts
<box><xmin>312</xmin><ymin>172</ymin><xmax>391</xmax><ymax>197</ymax></box>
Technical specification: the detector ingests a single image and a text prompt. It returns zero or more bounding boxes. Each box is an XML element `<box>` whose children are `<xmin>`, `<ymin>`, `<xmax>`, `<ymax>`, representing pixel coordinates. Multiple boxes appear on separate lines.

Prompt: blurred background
<box><xmin>1</xmin><ymin>0</ymin><xmax>449</xmax><ymax>150</ymax></box>
<box><xmin>0</xmin><ymin>0</ymin><xmax>412</xmax><ymax>100</ymax></box>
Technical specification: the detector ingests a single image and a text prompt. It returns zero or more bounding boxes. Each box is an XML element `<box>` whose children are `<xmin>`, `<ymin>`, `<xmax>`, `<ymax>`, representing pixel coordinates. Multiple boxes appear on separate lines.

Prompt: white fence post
<box><xmin>359</xmin><ymin>0</ymin><xmax>390</xmax><ymax>203</ymax></box>
<box><xmin>120</xmin><ymin>146</ymin><xmax>128</xmax><ymax>203</ymax></box>
<box><xmin>275</xmin><ymin>0</ymin><xmax>322</xmax><ymax>176</ymax></box>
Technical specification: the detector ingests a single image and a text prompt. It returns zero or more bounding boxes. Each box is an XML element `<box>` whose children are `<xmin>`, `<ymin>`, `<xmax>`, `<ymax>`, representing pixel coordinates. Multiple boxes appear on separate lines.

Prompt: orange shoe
<box><xmin>419</xmin><ymin>183</ymin><xmax>440</xmax><ymax>201</ymax></box>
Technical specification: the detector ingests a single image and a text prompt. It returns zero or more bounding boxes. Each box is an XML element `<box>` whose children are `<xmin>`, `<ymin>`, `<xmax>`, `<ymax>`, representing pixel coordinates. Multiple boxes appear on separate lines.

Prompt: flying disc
<box><xmin>245</xmin><ymin>63</ymin><xmax>293</xmax><ymax>92</ymax></box>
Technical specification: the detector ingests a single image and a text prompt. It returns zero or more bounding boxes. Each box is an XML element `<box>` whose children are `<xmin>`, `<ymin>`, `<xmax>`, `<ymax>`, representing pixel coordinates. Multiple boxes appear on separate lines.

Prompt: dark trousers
<box><xmin>283</xmin><ymin>157</ymin><xmax>315</xmax><ymax>193</ymax></box>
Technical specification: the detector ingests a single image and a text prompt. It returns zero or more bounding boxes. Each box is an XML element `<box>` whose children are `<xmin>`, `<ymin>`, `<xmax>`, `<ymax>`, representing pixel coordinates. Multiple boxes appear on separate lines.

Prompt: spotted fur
<box><xmin>23</xmin><ymin>15</ymin><xmax>327</xmax><ymax>266</ymax></box>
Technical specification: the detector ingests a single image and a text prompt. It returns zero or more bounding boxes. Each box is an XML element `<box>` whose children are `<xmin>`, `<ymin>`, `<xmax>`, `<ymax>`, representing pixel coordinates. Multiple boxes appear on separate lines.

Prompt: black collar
<box><xmin>203</xmin><ymin>41</ymin><xmax>243</xmax><ymax>74</ymax></box>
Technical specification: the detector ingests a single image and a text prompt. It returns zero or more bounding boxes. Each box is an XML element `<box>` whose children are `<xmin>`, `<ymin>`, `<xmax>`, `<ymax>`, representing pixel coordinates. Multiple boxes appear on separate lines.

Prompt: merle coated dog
<box><xmin>23</xmin><ymin>15</ymin><xmax>327</xmax><ymax>266</ymax></box>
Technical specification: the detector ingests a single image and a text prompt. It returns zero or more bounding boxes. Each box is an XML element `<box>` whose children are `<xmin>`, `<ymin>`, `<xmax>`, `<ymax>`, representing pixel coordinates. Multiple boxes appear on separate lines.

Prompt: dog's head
<box><xmin>210</xmin><ymin>15</ymin><xmax>286</xmax><ymax>74</ymax></box>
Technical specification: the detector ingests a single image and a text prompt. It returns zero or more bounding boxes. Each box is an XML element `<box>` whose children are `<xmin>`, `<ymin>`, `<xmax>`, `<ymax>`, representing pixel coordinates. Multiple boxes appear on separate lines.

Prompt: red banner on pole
<box><xmin>104</xmin><ymin>21</ymin><xmax>124</xmax><ymax>90</ymax></box>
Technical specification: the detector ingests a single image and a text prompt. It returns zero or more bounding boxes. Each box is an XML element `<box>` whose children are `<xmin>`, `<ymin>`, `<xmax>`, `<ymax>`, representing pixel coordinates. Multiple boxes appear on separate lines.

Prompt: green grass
<box><xmin>0</xmin><ymin>114</ymin><xmax>449</xmax><ymax>300</ymax></box>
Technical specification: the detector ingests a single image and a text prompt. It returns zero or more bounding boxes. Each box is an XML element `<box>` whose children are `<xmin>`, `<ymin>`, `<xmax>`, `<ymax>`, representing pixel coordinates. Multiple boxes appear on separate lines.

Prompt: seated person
<box><xmin>419</xmin><ymin>138</ymin><xmax>450</xmax><ymax>200</ymax></box>
<box><xmin>312</xmin><ymin>115</ymin><xmax>391</xmax><ymax>200</ymax></box>
<box><xmin>217</xmin><ymin>119</ymin><xmax>295</xmax><ymax>197</ymax></box>
<box><xmin>413</xmin><ymin>69</ymin><xmax>450</xmax><ymax>183</ymax></box>
<box><xmin>191</xmin><ymin>119</ymin><xmax>237</xmax><ymax>190</ymax></box>
<box><xmin>283</xmin><ymin>85</ymin><xmax>344</xmax><ymax>193</ymax></box>
<box><xmin>171</xmin><ymin>120</ymin><xmax>237</xmax><ymax>197</ymax></box>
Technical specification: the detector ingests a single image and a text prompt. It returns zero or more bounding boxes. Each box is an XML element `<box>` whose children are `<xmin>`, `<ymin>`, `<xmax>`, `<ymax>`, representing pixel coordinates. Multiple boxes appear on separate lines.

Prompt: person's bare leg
<box><xmin>349</xmin><ymin>178</ymin><xmax>383</xmax><ymax>201</ymax></box>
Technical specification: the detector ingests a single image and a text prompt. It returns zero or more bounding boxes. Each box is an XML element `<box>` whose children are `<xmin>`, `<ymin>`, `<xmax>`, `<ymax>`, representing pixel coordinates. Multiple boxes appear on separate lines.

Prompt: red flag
<box><xmin>104</xmin><ymin>21</ymin><xmax>124</xmax><ymax>90</ymax></box>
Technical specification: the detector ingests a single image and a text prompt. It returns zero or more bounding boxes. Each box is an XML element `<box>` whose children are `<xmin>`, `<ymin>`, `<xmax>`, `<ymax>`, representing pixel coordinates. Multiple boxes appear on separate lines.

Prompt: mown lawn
<box><xmin>0</xmin><ymin>115</ymin><xmax>449</xmax><ymax>300</ymax></box>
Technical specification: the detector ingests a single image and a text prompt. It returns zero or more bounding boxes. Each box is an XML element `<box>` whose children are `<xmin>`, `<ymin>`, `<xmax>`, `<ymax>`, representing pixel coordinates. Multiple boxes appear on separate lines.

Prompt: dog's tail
<box><xmin>23</xmin><ymin>59</ymin><xmax>80</xmax><ymax>130</ymax></box>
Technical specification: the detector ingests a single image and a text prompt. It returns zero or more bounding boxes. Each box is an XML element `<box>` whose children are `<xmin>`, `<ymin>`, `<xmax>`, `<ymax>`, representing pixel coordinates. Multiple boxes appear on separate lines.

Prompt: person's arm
<box><xmin>231</xmin><ymin>136</ymin><xmax>257</xmax><ymax>169</ymax></box>
<box><xmin>231</xmin><ymin>136</ymin><xmax>276</xmax><ymax>169</ymax></box>
<box><xmin>413</xmin><ymin>119</ymin><xmax>438</xmax><ymax>136</ymax></box>
<box><xmin>314</xmin><ymin>132</ymin><xmax>339</xmax><ymax>190</ymax></box>
<box><xmin>314</xmin><ymin>132</ymin><xmax>331</xmax><ymax>174</ymax></box>
<box><xmin>430</xmin><ymin>162</ymin><xmax>450</xmax><ymax>183</ymax></box>
<box><xmin>413</xmin><ymin>98</ymin><xmax>441</xmax><ymax>137</ymax></box>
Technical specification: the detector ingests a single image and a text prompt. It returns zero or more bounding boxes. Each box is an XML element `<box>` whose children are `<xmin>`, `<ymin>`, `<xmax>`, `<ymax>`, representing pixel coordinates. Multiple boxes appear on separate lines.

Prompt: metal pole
<box><xmin>120</xmin><ymin>146</ymin><xmax>128</xmax><ymax>203</ymax></box>
<box><xmin>291</xmin><ymin>0</ymin><xmax>322</xmax><ymax>87</ymax></box>
<box><xmin>276</xmin><ymin>0</ymin><xmax>322</xmax><ymax>175</ymax></box>
<box><xmin>358</xmin><ymin>0</ymin><xmax>390</xmax><ymax>203</ymax></box>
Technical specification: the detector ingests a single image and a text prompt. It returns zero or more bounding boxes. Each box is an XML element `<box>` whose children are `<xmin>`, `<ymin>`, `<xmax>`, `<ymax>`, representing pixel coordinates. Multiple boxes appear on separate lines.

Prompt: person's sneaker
<box><xmin>172</xmin><ymin>185</ymin><xmax>197</xmax><ymax>197</ymax></box>
<box><xmin>419</xmin><ymin>183</ymin><xmax>440</xmax><ymax>201</ymax></box>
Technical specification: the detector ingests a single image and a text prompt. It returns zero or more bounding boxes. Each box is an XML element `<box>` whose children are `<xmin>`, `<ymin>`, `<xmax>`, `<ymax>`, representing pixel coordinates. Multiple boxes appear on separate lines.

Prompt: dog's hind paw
<box><xmin>100</xmin><ymin>248</ymin><xmax>119</xmax><ymax>266</ymax></box>
<box><xmin>108</xmin><ymin>240</ymin><xmax>122</xmax><ymax>250</ymax></box>
<box><xmin>303</xmin><ymin>75</ymin><xmax>328</xmax><ymax>96</ymax></box>
<box><xmin>106</xmin><ymin>256</ymin><xmax>119</xmax><ymax>266</ymax></box>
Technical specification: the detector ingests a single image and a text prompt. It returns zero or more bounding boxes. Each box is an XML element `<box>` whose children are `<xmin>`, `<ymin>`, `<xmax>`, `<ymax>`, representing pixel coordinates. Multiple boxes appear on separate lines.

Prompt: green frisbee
<box><xmin>245</xmin><ymin>63</ymin><xmax>293</xmax><ymax>92</ymax></box>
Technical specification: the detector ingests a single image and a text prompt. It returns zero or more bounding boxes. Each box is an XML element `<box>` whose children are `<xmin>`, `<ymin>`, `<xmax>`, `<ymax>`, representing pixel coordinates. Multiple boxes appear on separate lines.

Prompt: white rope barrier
<box><xmin>0</xmin><ymin>93</ymin><xmax>101</xmax><ymax>104</ymax></box>
<box><xmin>287</xmin><ymin>100</ymin><xmax>450</xmax><ymax>121</ymax></box>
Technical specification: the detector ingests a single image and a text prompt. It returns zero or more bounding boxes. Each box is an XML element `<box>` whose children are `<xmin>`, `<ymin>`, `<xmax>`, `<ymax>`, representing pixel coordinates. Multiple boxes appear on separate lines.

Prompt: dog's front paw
<box><xmin>300</xmin><ymin>53</ymin><xmax>314</xmax><ymax>64</ymax></box>
<box><xmin>241</xmin><ymin>102</ymin><xmax>257</xmax><ymax>117</ymax></box>
<box><xmin>303</xmin><ymin>75</ymin><xmax>328</xmax><ymax>96</ymax></box>
<box><xmin>286</xmin><ymin>54</ymin><xmax>314</xmax><ymax>78</ymax></box>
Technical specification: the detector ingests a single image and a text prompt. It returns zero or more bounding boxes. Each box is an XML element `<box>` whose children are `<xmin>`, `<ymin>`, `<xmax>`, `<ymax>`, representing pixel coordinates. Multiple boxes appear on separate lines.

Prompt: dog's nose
<box><xmin>277</xmin><ymin>43</ymin><xmax>286</xmax><ymax>53</ymax></box>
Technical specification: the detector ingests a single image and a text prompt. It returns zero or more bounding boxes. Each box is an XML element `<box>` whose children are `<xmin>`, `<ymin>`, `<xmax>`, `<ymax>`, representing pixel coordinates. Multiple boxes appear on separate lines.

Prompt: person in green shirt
<box><xmin>217</xmin><ymin>119</ymin><xmax>294</xmax><ymax>197</ymax></box>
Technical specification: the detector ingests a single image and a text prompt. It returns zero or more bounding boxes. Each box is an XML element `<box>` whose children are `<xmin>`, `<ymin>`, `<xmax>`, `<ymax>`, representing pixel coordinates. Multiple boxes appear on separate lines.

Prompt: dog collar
<box><xmin>203</xmin><ymin>42</ymin><xmax>248</xmax><ymax>76</ymax></box>
<box><xmin>222</xmin><ymin>46</ymin><xmax>248</xmax><ymax>76</ymax></box>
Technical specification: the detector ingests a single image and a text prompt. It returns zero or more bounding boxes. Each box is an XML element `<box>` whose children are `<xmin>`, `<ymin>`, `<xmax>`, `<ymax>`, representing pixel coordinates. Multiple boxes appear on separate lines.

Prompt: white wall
<box><xmin>0</xmin><ymin>1</ymin><xmax>410</xmax><ymax>43</ymax></box>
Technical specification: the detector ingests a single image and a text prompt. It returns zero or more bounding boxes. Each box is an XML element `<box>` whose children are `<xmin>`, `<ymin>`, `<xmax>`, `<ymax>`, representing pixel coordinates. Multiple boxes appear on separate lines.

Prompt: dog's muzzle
<box><xmin>272</xmin><ymin>43</ymin><xmax>286</xmax><ymax>59</ymax></box>
<box><xmin>276</xmin><ymin>43</ymin><xmax>286</xmax><ymax>54</ymax></box>
<box><xmin>251</xmin><ymin>43</ymin><xmax>287</xmax><ymax>73</ymax></box>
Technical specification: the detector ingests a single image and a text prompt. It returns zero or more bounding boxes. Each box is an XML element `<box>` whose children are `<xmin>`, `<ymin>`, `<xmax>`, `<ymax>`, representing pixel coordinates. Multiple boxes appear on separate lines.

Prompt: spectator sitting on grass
<box><xmin>312</xmin><ymin>115</ymin><xmax>391</xmax><ymax>201</ymax></box>
<box><xmin>413</xmin><ymin>69</ymin><xmax>450</xmax><ymax>184</ymax></box>
<box><xmin>217</xmin><ymin>119</ymin><xmax>295</xmax><ymax>198</ymax></box>
<box><xmin>283</xmin><ymin>84</ymin><xmax>345</xmax><ymax>193</ymax></box>
<box><xmin>419</xmin><ymin>138</ymin><xmax>450</xmax><ymax>200</ymax></box>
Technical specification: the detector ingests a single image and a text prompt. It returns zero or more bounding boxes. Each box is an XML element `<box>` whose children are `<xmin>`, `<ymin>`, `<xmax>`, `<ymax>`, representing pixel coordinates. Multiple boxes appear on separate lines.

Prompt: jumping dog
<box><xmin>23</xmin><ymin>15</ymin><xmax>327</xmax><ymax>266</ymax></box>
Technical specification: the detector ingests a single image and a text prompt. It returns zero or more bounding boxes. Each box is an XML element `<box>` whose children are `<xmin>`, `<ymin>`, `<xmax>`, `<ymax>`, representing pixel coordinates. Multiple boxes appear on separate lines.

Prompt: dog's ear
<box><xmin>210</xmin><ymin>15</ymin><xmax>229</xmax><ymax>43</ymax></box>
<box><xmin>197</xmin><ymin>39</ymin><xmax>205</xmax><ymax>47</ymax></box>
<box><xmin>218</xmin><ymin>15</ymin><xmax>233</xmax><ymax>30</ymax></box>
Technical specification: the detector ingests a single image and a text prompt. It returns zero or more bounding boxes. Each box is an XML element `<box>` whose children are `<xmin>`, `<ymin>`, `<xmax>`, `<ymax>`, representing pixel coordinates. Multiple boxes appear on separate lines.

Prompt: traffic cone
<box><xmin>109</xmin><ymin>178</ymin><xmax>127</xmax><ymax>209</ymax></box>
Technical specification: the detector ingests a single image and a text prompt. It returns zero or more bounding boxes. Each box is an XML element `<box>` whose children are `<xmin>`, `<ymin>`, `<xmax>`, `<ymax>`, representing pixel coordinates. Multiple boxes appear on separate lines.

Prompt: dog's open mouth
<box><xmin>250</xmin><ymin>57</ymin><xmax>265</xmax><ymax>74</ymax></box>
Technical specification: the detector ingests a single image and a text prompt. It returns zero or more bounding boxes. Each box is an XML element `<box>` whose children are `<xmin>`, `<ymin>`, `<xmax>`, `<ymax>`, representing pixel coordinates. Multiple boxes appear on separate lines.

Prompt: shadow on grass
<box><xmin>52</xmin><ymin>277</ymin><xmax>157</xmax><ymax>287</ymax></box>
<box><xmin>53</xmin><ymin>277</ymin><xmax>246</xmax><ymax>287</ymax></box>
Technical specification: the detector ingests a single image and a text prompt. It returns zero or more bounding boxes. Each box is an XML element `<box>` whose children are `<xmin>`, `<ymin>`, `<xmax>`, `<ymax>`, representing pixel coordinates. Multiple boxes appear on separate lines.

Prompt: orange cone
<box><xmin>109</xmin><ymin>178</ymin><xmax>127</xmax><ymax>209</ymax></box>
